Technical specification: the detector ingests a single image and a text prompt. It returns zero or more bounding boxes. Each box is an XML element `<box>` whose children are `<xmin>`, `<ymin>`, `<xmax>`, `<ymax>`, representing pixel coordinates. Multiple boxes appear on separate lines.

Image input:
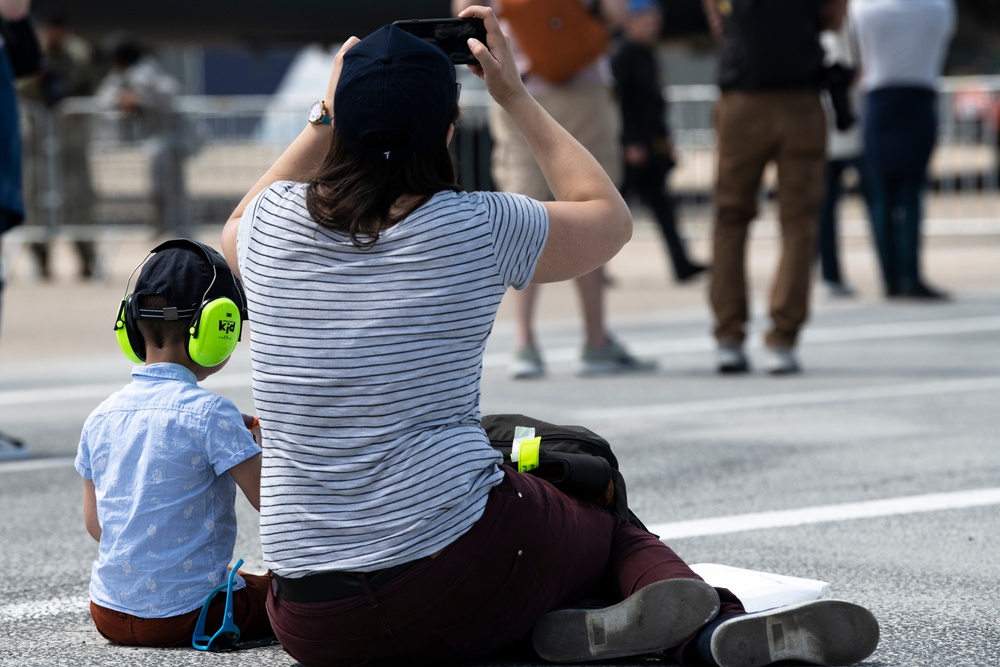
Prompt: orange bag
<box><xmin>498</xmin><ymin>0</ymin><xmax>609</xmax><ymax>84</ymax></box>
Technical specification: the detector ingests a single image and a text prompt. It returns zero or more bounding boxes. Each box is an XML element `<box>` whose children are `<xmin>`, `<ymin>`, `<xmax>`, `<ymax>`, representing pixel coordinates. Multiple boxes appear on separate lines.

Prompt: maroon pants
<box><xmin>90</xmin><ymin>570</ymin><xmax>273</xmax><ymax>648</ymax></box>
<box><xmin>268</xmin><ymin>467</ymin><xmax>744</xmax><ymax>666</ymax></box>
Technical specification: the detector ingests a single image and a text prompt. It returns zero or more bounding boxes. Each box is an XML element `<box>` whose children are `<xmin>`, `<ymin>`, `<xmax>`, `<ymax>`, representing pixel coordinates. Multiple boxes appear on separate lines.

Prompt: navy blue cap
<box><xmin>334</xmin><ymin>24</ymin><xmax>458</xmax><ymax>162</ymax></box>
<box><xmin>133</xmin><ymin>239</ymin><xmax>247</xmax><ymax>321</ymax></box>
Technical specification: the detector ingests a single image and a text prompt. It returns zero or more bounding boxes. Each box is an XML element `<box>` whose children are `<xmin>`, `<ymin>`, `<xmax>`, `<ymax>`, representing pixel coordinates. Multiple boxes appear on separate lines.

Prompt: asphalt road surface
<box><xmin>1</xmin><ymin>223</ymin><xmax>998</xmax><ymax>666</ymax></box>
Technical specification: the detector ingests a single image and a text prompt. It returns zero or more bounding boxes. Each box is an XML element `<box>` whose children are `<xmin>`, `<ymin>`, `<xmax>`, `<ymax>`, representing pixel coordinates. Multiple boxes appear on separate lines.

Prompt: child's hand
<box><xmin>242</xmin><ymin>413</ymin><xmax>262</xmax><ymax>445</ymax></box>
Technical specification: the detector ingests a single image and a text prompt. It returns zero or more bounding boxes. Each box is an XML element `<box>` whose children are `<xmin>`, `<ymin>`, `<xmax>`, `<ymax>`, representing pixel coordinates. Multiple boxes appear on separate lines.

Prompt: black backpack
<box><xmin>482</xmin><ymin>414</ymin><xmax>649</xmax><ymax>533</ymax></box>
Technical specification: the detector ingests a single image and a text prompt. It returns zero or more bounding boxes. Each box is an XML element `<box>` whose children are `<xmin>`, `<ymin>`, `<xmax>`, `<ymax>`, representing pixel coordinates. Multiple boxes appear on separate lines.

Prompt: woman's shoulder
<box><xmin>251</xmin><ymin>180</ymin><xmax>309</xmax><ymax>214</ymax></box>
<box><xmin>461</xmin><ymin>189</ymin><xmax>542</xmax><ymax>209</ymax></box>
<box><xmin>420</xmin><ymin>189</ymin><xmax>498</xmax><ymax>213</ymax></box>
<box><xmin>397</xmin><ymin>191</ymin><xmax>542</xmax><ymax>237</ymax></box>
<box><xmin>428</xmin><ymin>190</ymin><xmax>545</xmax><ymax>223</ymax></box>
<box><xmin>263</xmin><ymin>180</ymin><xmax>308</xmax><ymax>197</ymax></box>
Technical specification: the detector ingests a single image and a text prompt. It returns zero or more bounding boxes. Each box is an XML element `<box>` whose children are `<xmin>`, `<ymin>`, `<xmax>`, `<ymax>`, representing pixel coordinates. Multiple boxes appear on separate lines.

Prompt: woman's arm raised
<box><xmin>457</xmin><ymin>6</ymin><xmax>632</xmax><ymax>284</ymax></box>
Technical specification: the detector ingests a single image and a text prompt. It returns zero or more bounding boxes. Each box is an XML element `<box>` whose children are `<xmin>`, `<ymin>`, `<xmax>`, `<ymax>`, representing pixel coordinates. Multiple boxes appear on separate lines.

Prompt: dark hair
<box><xmin>305</xmin><ymin>106</ymin><xmax>462</xmax><ymax>249</ymax></box>
<box><xmin>38</xmin><ymin>13</ymin><xmax>68</xmax><ymax>28</ymax></box>
<box><xmin>103</xmin><ymin>34</ymin><xmax>145</xmax><ymax>69</ymax></box>
<box><xmin>135</xmin><ymin>295</ymin><xmax>189</xmax><ymax>350</ymax></box>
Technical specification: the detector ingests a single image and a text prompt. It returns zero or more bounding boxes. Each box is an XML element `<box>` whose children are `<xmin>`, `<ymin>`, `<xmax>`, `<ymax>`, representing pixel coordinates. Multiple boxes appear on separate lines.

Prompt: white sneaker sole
<box><xmin>709</xmin><ymin>600</ymin><xmax>880</xmax><ymax>667</ymax></box>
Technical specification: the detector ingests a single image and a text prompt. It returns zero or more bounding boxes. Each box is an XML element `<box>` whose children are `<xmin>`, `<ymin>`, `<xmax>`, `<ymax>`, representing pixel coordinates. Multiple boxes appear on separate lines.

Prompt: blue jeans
<box><xmin>862</xmin><ymin>86</ymin><xmax>937</xmax><ymax>293</ymax></box>
<box><xmin>867</xmin><ymin>173</ymin><xmax>926</xmax><ymax>293</ymax></box>
<box><xmin>817</xmin><ymin>155</ymin><xmax>875</xmax><ymax>285</ymax></box>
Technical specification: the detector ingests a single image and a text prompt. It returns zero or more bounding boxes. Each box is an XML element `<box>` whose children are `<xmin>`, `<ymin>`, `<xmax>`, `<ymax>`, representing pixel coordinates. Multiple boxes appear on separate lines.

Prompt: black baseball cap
<box><xmin>132</xmin><ymin>239</ymin><xmax>247</xmax><ymax>322</ymax></box>
<box><xmin>334</xmin><ymin>24</ymin><xmax>458</xmax><ymax>162</ymax></box>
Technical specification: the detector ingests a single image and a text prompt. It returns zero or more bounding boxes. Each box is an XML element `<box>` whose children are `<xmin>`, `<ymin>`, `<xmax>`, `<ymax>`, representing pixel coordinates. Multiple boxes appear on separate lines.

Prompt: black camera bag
<box><xmin>481</xmin><ymin>413</ymin><xmax>649</xmax><ymax>533</ymax></box>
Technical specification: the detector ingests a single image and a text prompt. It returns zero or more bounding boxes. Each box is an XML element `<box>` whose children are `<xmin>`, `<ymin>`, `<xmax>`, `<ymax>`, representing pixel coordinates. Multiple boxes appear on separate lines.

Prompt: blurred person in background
<box><xmin>850</xmin><ymin>0</ymin><xmax>956</xmax><ymax>300</ymax></box>
<box><xmin>701</xmin><ymin>0</ymin><xmax>846</xmax><ymax>376</ymax></box>
<box><xmin>815</xmin><ymin>22</ymin><xmax>876</xmax><ymax>299</ymax></box>
<box><xmin>95</xmin><ymin>36</ymin><xmax>196</xmax><ymax>238</ymax></box>
<box><xmin>611</xmin><ymin>0</ymin><xmax>708</xmax><ymax>285</ymax></box>
<box><xmin>0</xmin><ymin>0</ymin><xmax>41</xmax><ymax>455</ymax></box>
<box><xmin>453</xmin><ymin>0</ymin><xmax>656</xmax><ymax>380</ymax></box>
<box><xmin>18</xmin><ymin>13</ymin><xmax>100</xmax><ymax>280</ymax></box>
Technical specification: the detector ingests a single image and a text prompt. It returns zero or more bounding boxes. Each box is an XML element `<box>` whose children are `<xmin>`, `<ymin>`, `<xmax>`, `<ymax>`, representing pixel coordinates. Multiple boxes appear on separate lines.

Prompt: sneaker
<box><xmin>701</xmin><ymin>600</ymin><xmax>880</xmax><ymax>667</ymax></box>
<box><xmin>824</xmin><ymin>281</ymin><xmax>856</xmax><ymax>299</ymax></box>
<box><xmin>717</xmin><ymin>343</ymin><xmax>749</xmax><ymax>374</ymax></box>
<box><xmin>579</xmin><ymin>338</ymin><xmax>657</xmax><ymax>376</ymax></box>
<box><xmin>532</xmin><ymin>578</ymin><xmax>721</xmax><ymax>664</ymax></box>
<box><xmin>676</xmin><ymin>262</ymin><xmax>709</xmax><ymax>284</ymax></box>
<box><xmin>510</xmin><ymin>345</ymin><xmax>546</xmax><ymax>380</ymax></box>
<box><xmin>764</xmin><ymin>346</ymin><xmax>800</xmax><ymax>375</ymax></box>
<box><xmin>889</xmin><ymin>282</ymin><xmax>950</xmax><ymax>301</ymax></box>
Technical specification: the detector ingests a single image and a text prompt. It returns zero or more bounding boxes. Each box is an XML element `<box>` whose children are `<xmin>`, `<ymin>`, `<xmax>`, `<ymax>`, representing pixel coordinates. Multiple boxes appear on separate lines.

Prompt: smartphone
<box><xmin>392</xmin><ymin>17</ymin><xmax>487</xmax><ymax>65</ymax></box>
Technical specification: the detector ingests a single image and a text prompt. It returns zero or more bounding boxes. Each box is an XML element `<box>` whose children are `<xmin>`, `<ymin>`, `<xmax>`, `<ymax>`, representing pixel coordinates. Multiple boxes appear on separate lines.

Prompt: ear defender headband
<box><xmin>114</xmin><ymin>239</ymin><xmax>248</xmax><ymax>367</ymax></box>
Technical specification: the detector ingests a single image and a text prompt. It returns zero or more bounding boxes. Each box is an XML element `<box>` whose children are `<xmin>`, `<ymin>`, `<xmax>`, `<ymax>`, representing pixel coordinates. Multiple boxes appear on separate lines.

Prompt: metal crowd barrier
<box><xmin>663</xmin><ymin>76</ymin><xmax>1000</xmax><ymax>224</ymax></box>
<box><xmin>6</xmin><ymin>76</ymin><xmax>998</xmax><ymax>280</ymax></box>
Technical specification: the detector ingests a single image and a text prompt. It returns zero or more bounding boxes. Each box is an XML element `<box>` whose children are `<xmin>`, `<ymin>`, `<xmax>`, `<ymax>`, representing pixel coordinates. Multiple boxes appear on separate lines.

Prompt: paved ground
<box><xmin>1</xmin><ymin>211</ymin><xmax>999</xmax><ymax>666</ymax></box>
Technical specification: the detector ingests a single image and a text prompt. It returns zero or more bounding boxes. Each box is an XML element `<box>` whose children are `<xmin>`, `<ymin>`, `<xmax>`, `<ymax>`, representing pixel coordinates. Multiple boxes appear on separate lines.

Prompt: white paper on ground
<box><xmin>690</xmin><ymin>563</ymin><xmax>830</xmax><ymax>613</ymax></box>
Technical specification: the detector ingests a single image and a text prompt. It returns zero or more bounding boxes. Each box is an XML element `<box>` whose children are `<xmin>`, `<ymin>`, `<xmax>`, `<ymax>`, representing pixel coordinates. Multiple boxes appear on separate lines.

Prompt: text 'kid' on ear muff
<box><xmin>186</xmin><ymin>295</ymin><xmax>243</xmax><ymax>367</ymax></box>
<box><xmin>113</xmin><ymin>239</ymin><xmax>247</xmax><ymax>367</ymax></box>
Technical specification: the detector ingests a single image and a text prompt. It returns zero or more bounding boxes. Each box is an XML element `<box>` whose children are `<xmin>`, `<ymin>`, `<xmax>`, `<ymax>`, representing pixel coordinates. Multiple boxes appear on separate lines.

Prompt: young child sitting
<box><xmin>75</xmin><ymin>238</ymin><xmax>272</xmax><ymax>648</ymax></box>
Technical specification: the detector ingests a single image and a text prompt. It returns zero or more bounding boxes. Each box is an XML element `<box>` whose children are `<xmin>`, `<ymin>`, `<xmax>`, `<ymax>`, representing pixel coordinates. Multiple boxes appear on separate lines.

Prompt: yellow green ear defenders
<box><xmin>114</xmin><ymin>296</ymin><xmax>145</xmax><ymax>364</ymax></box>
<box><xmin>187</xmin><ymin>295</ymin><xmax>243</xmax><ymax>367</ymax></box>
<box><xmin>113</xmin><ymin>239</ymin><xmax>248</xmax><ymax>367</ymax></box>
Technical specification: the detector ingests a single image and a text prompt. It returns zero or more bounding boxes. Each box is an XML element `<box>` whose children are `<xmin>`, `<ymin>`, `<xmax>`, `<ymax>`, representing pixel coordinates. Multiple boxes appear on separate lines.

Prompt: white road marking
<box><xmin>649</xmin><ymin>487</ymin><xmax>1000</xmax><ymax>539</ymax></box>
<box><xmin>576</xmin><ymin>376</ymin><xmax>1000</xmax><ymax>421</ymax></box>
<box><xmin>0</xmin><ymin>382</ymin><xmax>128</xmax><ymax>407</ymax></box>
<box><xmin>3</xmin><ymin>314</ymin><xmax>998</xmax><ymax>408</ymax></box>
<box><xmin>486</xmin><ymin>313</ymin><xmax>1000</xmax><ymax>365</ymax></box>
<box><xmin>0</xmin><ymin>456</ymin><xmax>74</xmax><ymax>472</ymax></box>
<box><xmin>801</xmin><ymin>315</ymin><xmax>1000</xmax><ymax>343</ymax></box>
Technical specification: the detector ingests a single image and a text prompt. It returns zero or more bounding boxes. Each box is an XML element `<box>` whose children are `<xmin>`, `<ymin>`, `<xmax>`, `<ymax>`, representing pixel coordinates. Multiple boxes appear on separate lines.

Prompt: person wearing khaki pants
<box><xmin>454</xmin><ymin>0</ymin><xmax>657</xmax><ymax>380</ymax></box>
<box><xmin>710</xmin><ymin>91</ymin><xmax>826</xmax><ymax>372</ymax></box>
<box><xmin>703</xmin><ymin>0</ymin><xmax>845</xmax><ymax>375</ymax></box>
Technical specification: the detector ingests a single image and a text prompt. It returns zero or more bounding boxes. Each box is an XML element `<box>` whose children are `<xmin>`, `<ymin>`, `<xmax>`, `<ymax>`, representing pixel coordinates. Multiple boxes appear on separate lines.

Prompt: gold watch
<box><xmin>308</xmin><ymin>100</ymin><xmax>331</xmax><ymax>126</ymax></box>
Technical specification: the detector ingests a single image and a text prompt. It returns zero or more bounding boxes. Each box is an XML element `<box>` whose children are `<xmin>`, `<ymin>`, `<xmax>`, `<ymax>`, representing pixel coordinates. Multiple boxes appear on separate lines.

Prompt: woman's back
<box><xmin>850</xmin><ymin>0</ymin><xmax>955</xmax><ymax>91</ymax></box>
<box><xmin>238</xmin><ymin>183</ymin><xmax>548</xmax><ymax>576</ymax></box>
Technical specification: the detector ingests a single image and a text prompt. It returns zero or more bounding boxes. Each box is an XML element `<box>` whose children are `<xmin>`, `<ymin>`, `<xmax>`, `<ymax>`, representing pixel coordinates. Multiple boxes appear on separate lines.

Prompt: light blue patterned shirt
<box><xmin>76</xmin><ymin>363</ymin><xmax>261</xmax><ymax>617</ymax></box>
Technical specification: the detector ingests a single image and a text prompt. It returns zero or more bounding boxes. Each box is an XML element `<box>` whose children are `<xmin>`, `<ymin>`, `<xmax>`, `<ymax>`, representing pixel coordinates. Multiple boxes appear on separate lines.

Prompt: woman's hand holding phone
<box><xmin>456</xmin><ymin>6</ymin><xmax>527</xmax><ymax>110</ymax></box>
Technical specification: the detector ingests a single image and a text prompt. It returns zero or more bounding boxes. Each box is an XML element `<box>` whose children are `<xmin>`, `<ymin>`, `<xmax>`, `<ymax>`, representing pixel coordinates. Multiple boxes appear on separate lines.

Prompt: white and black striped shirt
<box><xmin>237</xmin><ymin>182</ymin><xmax>548</xmax><ymax>576</ymax></box>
